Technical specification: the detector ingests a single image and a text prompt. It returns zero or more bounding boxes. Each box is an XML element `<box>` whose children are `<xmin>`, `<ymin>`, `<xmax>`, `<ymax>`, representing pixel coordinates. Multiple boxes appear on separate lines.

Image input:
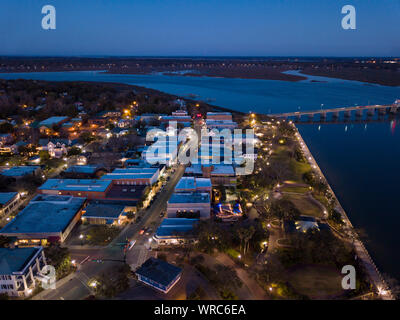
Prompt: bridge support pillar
<box><xmin>356</xmin><ymin>109</ymin><xmax>363</xmax><ymax>117</ymax></box>
<box><xmin>344</xmin><ymin>110</ymin><xmax>351</xmax><ymax>118</ymax></box>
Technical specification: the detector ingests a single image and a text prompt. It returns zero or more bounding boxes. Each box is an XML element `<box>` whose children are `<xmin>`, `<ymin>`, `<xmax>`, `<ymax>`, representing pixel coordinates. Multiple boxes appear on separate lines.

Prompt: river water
<box><xmin>1</xmin><ymin>70</ymin><xmax>399</xmax><ymax>280</ymax></box>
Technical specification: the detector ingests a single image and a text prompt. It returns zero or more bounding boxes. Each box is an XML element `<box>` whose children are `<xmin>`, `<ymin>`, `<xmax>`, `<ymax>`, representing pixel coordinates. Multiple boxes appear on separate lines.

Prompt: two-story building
<box><xmin>0</xmin><ymin>247</ymin><xmax>47</xmax><ymax>297</ymax></box>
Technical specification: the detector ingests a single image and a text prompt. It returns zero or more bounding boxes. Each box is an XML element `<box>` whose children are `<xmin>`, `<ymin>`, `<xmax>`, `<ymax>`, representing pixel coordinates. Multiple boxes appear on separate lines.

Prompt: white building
<box><xmin>0</xmin><ymin>247</ymin><xmax>47</xmax><ymax>297</ymax></box>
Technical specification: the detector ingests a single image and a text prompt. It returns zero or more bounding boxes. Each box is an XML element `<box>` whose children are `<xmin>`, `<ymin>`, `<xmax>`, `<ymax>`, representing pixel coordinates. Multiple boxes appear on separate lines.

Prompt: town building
<box><xmin>135</xmin><ymin>257</ymin><xmax>182</xmax><ymax>293</ymax></box>
<box><xmin>62</xmin><ymin>165</ymin><xmax>106</xmax><ymax>179</ymax></box>
<box><xmin>38</xmin><ymin>116</ymin><xmax>70</xmax><ymax>134</ymax></box>
<box><xmin>101</xmin><ymin>167</ymin><xmax>160</xmax><ymax>186</ymax></box>
<box><xmin>174</xmin><ymin>177</ymin><xmax>212</xmax><ymax>195</ymax></box>
<box><xmin>205</xmin><ymin>119</ymin><xmax>238</xmax><ymax>130</ymax></box>
<box><xmin>153</xmin><ymin>218</ymin><xmax>198</xmax><ymax>245</ymax></box>
<box><xmin>206</xmin><ymin>112</ymin><xmax>233</xmax><ymax>121</ymax></box>
<box><xmin>81</xmin><ymin>201</ymin><xmax>129</xmax><ymax>225</ymax></box>
<box><xmin>38</xmin><ymin>139</ymin><xmax>80</xmax><ymax>158</ymax></box>
<box><xmin>185</xmin><ymin>164</ymin><xmax>236</xmax><ymax>186</ymax></box>
<box><xmin>38</xmin><ymin>179</ymin><xmax>112</xmax><ymax>199</ymax></box>
<box><xmin>0</xmin><ymin>247</ymin><xmax>47</xmax><ymax>297</ymax></box>
<box><xmin>0</xmin><ymin>166</ymin><xmax>41</xmax><ymax>180</ymax></box>
<box><xmin>0</xmin><ymin>195</ymin><xmax>86</xmax><ymax>245</ymax></box>
<box><xmin>160</xmin><ymin>112</ymin><xmax>192</xmax><ymax>124</ymax></box>
<box><xmin>0</xmin><ymin>144</ymin><xmax>18</xmax><ymax>155</ymax></box>
<box><xmin>0</xmin><ymin>192</ymin><xmax>20</xmax><ymax>217</ymax></box>
<box><xmin>167</xmin><ymin>192</ymin><xmax>210</xmax><ymax>219</ymax></box>
<box><xmin>142</xmin><ymin>142</ymin><xmax>179</xmax><ymax>167</ymax></box>
<box><xmin>0</xmin><ymin>133</ymin><xmax>14</xmax><ymax>146</ymax></box>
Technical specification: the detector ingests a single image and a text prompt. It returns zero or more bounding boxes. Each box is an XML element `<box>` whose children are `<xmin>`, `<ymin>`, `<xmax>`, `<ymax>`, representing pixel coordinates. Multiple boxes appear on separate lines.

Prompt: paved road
<box><xmin>33</xmin><ymin>164</ymin><xmax>185</xmax><ymax>300</ymax></box>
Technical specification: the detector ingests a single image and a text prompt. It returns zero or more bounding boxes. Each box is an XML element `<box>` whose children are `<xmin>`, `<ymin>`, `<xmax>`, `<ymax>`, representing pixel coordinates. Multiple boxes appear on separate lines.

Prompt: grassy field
<box><xmin>287</xmin><ymin>264</ymin><xmax>345</xmax><ymax>299</ymax></box>
<box><xmin>283</xmin><ymin>194</ymin><xmax>323</xmax><ymax>218</ymax></box>
<box><xmin>270</xmin><ymin>146</ymin><xmax>312</xmax><ymax>183</ymax></box>
<box><xmin>281</xmin><ymin>185</ymin><xmax>310</xmax><ymax>194</ymax></box>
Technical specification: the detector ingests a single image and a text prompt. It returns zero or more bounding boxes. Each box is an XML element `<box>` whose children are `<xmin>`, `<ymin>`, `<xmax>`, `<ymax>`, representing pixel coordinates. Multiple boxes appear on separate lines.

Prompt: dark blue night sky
<box><xmin>0</xmin><ymin>0</ymin><xmax>399</xmax><ymax>56</ymax></box>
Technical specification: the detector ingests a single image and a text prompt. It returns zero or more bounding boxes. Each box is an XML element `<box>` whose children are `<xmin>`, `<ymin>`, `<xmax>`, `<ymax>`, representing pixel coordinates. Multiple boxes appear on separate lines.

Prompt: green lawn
<box><xmin>283</xmin><ymin>194</ymin><xmax>323</xmax><ymax>218</ymax></box>
<box><xmin>286</xmin><ymin>264</ymin><xmax>345</xmax><ymax>299</ymax></box>
<box><xmin>270</xmin><ymin>146</ymin><xmax>312</xmax><ymax>183</ymax></box>
<box><xmin>226</xmin><ymin>248</ymin><xmax>241</xmax><ymax>260</ymax></box>
<box><xmin>281</xmin><ymin>185</ymin><xmax>310</xmax><ymax>194</ymax></box>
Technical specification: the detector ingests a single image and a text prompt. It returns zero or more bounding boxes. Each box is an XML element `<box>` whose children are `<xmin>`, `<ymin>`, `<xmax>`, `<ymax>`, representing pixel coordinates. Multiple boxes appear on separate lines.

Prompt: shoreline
<box><xmin>293</xmin><ymin>125</ymin><xmax>393</xmax><ymax>300</ymax></box>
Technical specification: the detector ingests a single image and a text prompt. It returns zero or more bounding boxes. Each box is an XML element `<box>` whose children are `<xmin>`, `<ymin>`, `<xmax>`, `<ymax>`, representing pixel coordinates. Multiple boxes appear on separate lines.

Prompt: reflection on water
<box><xmin>298</xmin><ymin>121</ymin><xmax>400</xmax><ymax>280</ymax></box>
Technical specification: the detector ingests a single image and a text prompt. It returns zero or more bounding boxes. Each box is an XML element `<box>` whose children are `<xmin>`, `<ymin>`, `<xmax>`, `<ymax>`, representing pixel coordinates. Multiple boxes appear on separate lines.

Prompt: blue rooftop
<box><xmin>0</xmin><ymin>195</ymin><xmax>85</xmax><ymax>235</ymax></box>
<box><xmin>175</xmin><ymin>177</ymin><xmax>211</xmax><ymax>191</ymax></box>
<box><xmin>155</xmin><ymin>218</ymin><xmax>198</xmax><ymax>238</ymax></box>
<box><xmin>83</xmin><ymin>201</ymin><xmax>125</xmax><ymax>219</ymax></box>
<box><xmin>168</xmin><ymin>192</ymin><xmax>210</xmax><ymax>204</ymax></box>
<box><xmin>39</xmin><ymin>179</ymin><xmax>111</xmax><ymax>192</ymax></box>
<box><xmin>101</xmin><ymin>168</ymin><xmax>158</xmax><ymax>181</ymax></box>
<box><xmin>39</xmin><ymin>116</ymin><xmax>69</xmax><ymax>127</ymax></box>
<box><xmin>65</xmin><ymin>165</ymin><xmax>98</xmax><ymax>174</ymax></box>
<box><xmin>135</xmin><ymin>257</ymin><xmax>182</xmax><ymax>287</ymax></box>
<box><xmin>0</xmin><ymin>192</ymin><xmax>18</xmax><ymax>206</ymax></box>
<box><xmin>1</xmin><ymin>166</ymin><xmax>39</xmax><ymax>177</ymax></box>
<box><xmin>0</xmin><ymin>247</ymin><xmax>42</xmax><ymax>275</ymax></box>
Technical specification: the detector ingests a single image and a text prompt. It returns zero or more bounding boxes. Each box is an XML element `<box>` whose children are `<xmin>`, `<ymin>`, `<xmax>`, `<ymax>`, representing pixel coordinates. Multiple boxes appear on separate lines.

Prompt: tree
<box><xmin>39</xmin><ymin>150</ymin><xmax>50</xmax><ymax>162</ymax></box>
<box><xmin>0</xmin><ymin>293</ymin><xmax>9</xmax><ymax>300</ymax></box>
<box><xmin>95</xmin><ymin>264</ymin><xmax>131</xmax><ymax>298</ymax></box>
<box><xmin>67</xmin><ymin>146</ymin><xmax>81</xmax><ymax>156</ymax></box>
<box><xmin>125</xmin><ymin>211</ymin><xmax>135</xmax><ymax>220</ymax></box>
<box><xmin>0</xmin><ymin>122</ymin><xmax>14</xmax><ymax>134</ymax></box>
<box><xmin>44</xmin><ymin>244</ymin><xmax>73</xmax><ymax>279</ymax></box>
<box><xmin>80</xmin><ymin>131</ymin><xmax>95</xmax><ymax>143</ymax></box>
<box><xmin>187</xmin><ymin>285</ymin><xmax>207</xmax><ymax>300</ymax></box>
<box><xmin>0</xmin><ymin>236</ymin><xmax>11</xmax><ymax>248</ymax></box>
<box><xmin>236</xmin><ymin>226</ymin><xmax>255</xmax><ymax>255</ymax></box>
<box><xmin>269</xmin><ymin>199</ymin><xmax>300</xmax><ymax>222</ymax></box>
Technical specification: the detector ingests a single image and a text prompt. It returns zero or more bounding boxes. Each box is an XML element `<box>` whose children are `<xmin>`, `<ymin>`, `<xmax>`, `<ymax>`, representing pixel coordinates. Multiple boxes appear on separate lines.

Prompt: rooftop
<box><xmin>155</xmin><ymin>218</ymin><xmax>198</xmax><ymax>238</ymax></box>
<box><xmin>175</xmin><ymin>177</ymin><xmax>212</xmax><ymax>191</ymax></box>
<box><xmin>39</xmin><ymin>179</ymin><xmax>111</xmax><ymax>192</ymax></box>
<box><xmin>0</xmin><ymin>247</ymin><xmax>42</xmax><ymax>275</ymax></box>
<box><xmin>105</xmin><ymin>184</ymin><xmax>146</xmax><ymax>201</ymax></box>
<box><xmin>185</xmin><ymin>164</ymin><xmax>235</xmax><ymax>176</ymax></box>
<box><xmin>83</xmin><ymin>201</ymin><xmax>125</xmax><ymax>219</ymax></box>
<box><xmin>168</xmin><ymin>192</ymin><xmax>210</xmax><ymax>204</ymax></box>
<box><xmin>39</xmin><ymin>116</ymin><xmax>69</xmax><ymax>127</ymax></box>
<box><xmin>0</xmin><ymin>192</ymin><xmax>18</xmax><ymax>206</ymax></box>
<box><xmin>101</xmin><ymin>167</ymin><xmax>158</xmax><ymax>181</ymax></box>
<box><xmin>65</xmin><ymin>165</ymin><xmax>99</xmax><ymax>175</ymax></box>
<box><xmin>207</xmin><ymin>112</ymin><xmax>232</xmax><ymax>116</ymax></box>
<box><xmin>135</xmin><ymin>257</ymin><xmax>182</xmax><ymax>287</ymax></box>
<box><xmin>0</xmin><ymin>195</ymin><xmax>85</xmax><ymax>235</ymax></box>
<box><xmin>1</xmin><ymin>166</ymin><xmax>40</xmax><ymax>177</ymax></box>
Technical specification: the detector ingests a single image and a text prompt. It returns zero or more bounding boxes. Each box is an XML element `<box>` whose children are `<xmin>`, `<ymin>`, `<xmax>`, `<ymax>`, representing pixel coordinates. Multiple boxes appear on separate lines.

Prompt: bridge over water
<box><xmin>268</xmin><ymin>104</ymin><xmax>400</xmax><ymax>122</ymax></box>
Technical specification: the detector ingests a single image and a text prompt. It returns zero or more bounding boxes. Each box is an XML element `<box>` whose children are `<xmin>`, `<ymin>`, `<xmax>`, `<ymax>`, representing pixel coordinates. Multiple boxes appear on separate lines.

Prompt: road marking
<box><xmin>80</xmin><ymin>255</ymin><xmax>90</xmax><ymax>265</ymax></box>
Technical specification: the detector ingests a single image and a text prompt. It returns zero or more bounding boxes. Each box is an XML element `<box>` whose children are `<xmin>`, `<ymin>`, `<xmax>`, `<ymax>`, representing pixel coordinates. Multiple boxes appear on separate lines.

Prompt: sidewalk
<box><xmin>295</xmin><ymin>129</ymin><xmax>393</xmax><ymax>300</ymax></box>
<box><xmin>31</xmin><ymin>272</ymin><xmax>76</xmax><ymax>300</ymax></box>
